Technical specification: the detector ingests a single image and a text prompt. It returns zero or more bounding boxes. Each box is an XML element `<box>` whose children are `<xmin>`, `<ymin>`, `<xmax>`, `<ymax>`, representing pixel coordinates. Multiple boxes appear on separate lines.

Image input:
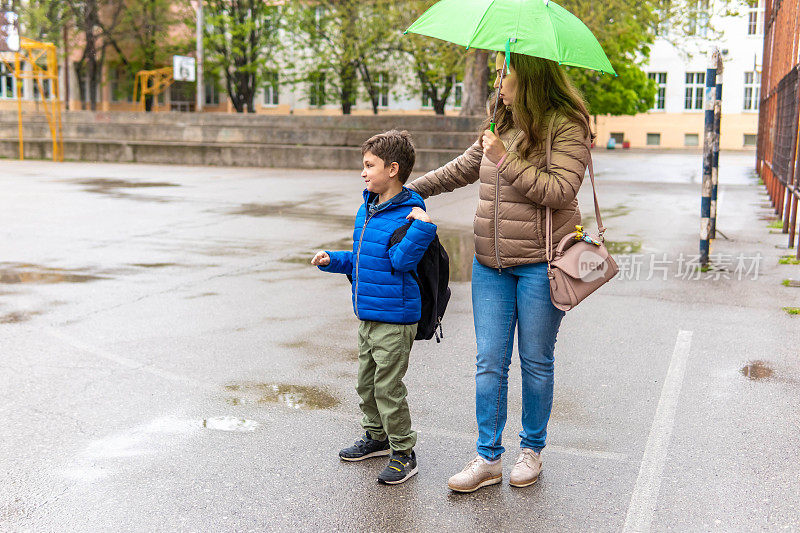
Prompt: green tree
<box><xmin>285</xmin><ymin>2</ymin><xmax>395</xmax><ymax>115</ymax></box>
<box><xmin>64</xmin><ymin>0</ymin><xmax>128</xmax><ymax>110</ymax></box>
<box><xmin>391</xmin><ymin>1</ymin><xmax>466</xmax><ymax>115</ymax></box>
<box><xmin>19</xmin><ymin>0</ymin><xmax>68</xmax><ymax>45</ymax></box>
<box><xmin>204</xmin><ymin>0</ymin><xmax>280</xmax><ymax>113</ymax></box>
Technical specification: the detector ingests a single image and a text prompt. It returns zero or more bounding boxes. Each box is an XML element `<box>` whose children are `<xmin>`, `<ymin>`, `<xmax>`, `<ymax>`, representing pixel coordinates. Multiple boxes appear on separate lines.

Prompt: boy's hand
<box><xmin>406</xmin><ymin>207</ymin><xmax>432</xmax><ymax>224</ymax></box>
<box><xmin>311</xmin><ymin>251</ymin><xmax>330</xmax><ymax>266</ymax></box>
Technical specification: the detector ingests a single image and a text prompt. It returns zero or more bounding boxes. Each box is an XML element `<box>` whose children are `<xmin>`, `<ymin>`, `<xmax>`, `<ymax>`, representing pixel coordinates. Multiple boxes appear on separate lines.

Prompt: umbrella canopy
<box><xmin>405</xmin><ymin>0</ymin><xmax>616</xmax><ymax>76</ymax></box>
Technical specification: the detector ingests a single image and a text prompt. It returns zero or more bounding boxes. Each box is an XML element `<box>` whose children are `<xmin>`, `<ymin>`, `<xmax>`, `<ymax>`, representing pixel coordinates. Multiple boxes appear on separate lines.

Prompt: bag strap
<box><xmin>545</xmin><ymin>113</ymin><xmax>606</xmax><ymax>265</ymax></box>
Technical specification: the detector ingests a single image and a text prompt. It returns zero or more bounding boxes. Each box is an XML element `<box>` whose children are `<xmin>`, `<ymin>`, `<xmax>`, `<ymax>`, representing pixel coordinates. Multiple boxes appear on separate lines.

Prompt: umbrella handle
<box><xmin>490</xmin><ymin>123</ymin><xmax>496</xmax><ymax>133</ymax></box>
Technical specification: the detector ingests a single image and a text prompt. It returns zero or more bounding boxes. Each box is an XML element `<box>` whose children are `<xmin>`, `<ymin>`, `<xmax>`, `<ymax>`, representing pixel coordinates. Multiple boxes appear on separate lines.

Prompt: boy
<box><xmin>311</xmin><ymin>130</ymin><xmax>436</xmax><ymax>485</ymax></box>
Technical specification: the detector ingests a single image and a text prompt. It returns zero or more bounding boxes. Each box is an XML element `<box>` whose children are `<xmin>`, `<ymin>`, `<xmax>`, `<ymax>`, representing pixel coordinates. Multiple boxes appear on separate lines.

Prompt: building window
<box><xmin>743</xmin><ymin>71</ymin><xmax>760</xmax><ymax>111</ymax></box>
<box><xmin>685</xmin><ymin>72</ymin><xmax>705</xmax><ymax>110</ymax></box>
<box><xmin>32</xmin><ymin>77</ymin><xmax>52</xmax><ymax>100</ymax></box>
<box><xmin>263</xmin><ymin>71</ymin><xmax>279</xmax><ymax>106</ymax></box>
<box><xmin>110</xmin><ymin>65</ymin><xmax>132</xmax><ymax>102</ymax></box>
<box><xmin>454</xmin><ymin>80</ymin><xmax>463</xmax><ymax>108</ymax></box>
<box><xmin>314</xmin><ymin>6</ymin><xmax>325</xmax><ymax>30</ymax></box>
<box><xmin>648</xmin><ymin>72</ymin><xmax>667</xmax><ymax>110</ymax></box>
<box><xmin>375</xmin><ymin>72</ymin><xmax>389</xmax><ymax>107</ymax></box>
<box><xmin>647</xmin><ymin>133</ymin><xmax>661</xmax><ymax>146</ymax></box>
<box><xmin>743</xmin><ymin>134</ymin><xmax>758</xmax><ymax>146</ymax></box>
<box><xmin>421</xmin><ymin>87</ymin><xmax>432</xmax><ymax>108</ymax></box>
<box><xmin>610</xmin><ymin>132</ymin><xmax>625</xmax><ymax>144</ymax></box>
<box><xmin>747</xmin><ymin>0</ymin><xmax>764</xmax><ymax>35</ymax></box>
<box><xmin>687</xmin><ymin>0</ymin><xmax>710</xmax><ymax>37</ymax></box>
<box><xmin>684</xmin><ymin>133</ymin><xmax>699</xmax><ymax>146</ymax></box>
<box><xmin>309</xmin><ymin>72</ymin><xmax>325</xmax><ymax>107</ymax></box>
<box><xmin>1</xmin><ymin>63</ymin><xmax>16</xmax><ymax>99</ymax></box>
<box><xmin>205</xmin><ymin>79</ymin><xmax>221</xmax><ymax>105</ymax></box>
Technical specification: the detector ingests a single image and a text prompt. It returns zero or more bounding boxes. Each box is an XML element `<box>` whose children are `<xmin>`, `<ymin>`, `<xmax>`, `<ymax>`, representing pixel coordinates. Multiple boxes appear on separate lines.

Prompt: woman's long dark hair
<box><xmin>482</xmin><ymin>53</ymin><xmax>593</xmax><ymax>160</ymax></box>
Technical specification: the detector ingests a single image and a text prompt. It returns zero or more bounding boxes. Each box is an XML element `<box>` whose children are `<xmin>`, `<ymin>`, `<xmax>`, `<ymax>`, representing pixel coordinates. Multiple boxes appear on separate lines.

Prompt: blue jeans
<box><xmin>472</xmin><ymin>257</ymin><xmax>565</xmax><ymax>460</ymax></box>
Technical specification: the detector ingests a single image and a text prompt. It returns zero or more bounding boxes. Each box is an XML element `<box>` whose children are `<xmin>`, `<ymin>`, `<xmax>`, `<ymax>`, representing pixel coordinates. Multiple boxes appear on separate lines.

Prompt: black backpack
<box><xmin>389</xmin><ymin>223</ymin><xmax>451</xmax><ymax>342</ymax></box>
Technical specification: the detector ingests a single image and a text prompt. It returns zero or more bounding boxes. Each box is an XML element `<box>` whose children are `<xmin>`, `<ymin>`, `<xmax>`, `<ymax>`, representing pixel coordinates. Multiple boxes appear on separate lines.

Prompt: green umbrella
<box><xmin>405</xmin><ymin>0</ymin><xmax>615</xmax><ymax>75</ymax></box>
<box><xmin>405</xmin><ymin>0</ymin><xmax>616</xmax><ymax>130</ymax></box>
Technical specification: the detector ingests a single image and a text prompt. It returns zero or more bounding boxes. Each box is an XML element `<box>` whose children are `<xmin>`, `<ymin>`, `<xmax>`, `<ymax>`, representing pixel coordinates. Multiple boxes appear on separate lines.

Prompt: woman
<box><xmin>406</xmin><ymin>52</ymin><xmax>592</xmax><ymax>493</ymax></box>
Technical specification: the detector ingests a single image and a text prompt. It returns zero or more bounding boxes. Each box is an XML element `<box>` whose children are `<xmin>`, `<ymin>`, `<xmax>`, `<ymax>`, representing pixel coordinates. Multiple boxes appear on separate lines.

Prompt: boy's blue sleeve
<box><xmin>388</xmin><ymin>218</ymin><xmax>437</xmax><ymax>272</ymax></box>
<box><xmin>318</xmin><ymin>250</ymin><xmax>353</xmax><ymax>275</ymax></box>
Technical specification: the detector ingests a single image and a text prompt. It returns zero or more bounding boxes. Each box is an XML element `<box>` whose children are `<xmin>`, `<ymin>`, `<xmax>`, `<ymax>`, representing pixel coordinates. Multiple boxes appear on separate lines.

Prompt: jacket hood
<box><xmin>361</xmin><ymin>187</ymin><xmax>425</xmax><ymax>210</ymax></box>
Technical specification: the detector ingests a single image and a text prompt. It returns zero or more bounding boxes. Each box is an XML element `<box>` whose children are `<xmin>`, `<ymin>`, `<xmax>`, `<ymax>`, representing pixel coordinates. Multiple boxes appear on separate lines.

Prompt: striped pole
<box><xmin>710</xmin><ymin>56</ymin><xmax>723</xmax><ymax>239</ymax></box>
<box><xmin>700</xmin><ymin>48</ymin><xmax>719</xmax><ymax>266</ymax></box>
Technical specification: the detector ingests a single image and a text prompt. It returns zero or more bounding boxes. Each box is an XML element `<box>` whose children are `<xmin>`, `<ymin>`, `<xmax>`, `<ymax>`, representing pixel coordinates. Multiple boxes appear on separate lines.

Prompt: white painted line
<box><xmin>623</xmin><ymin>330</ymin><xmax>693</xmax><ymax>533</ymax></box>
<box><xmin>44</xmin><ymin>328</ymin><xmax>213</xmax><ymax>391</ymax></box>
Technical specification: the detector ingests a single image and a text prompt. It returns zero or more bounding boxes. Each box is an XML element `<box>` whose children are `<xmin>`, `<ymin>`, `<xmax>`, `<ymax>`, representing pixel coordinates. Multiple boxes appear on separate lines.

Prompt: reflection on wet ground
<box><xmin>224</xmin><ymin>383</ymin><xmax>340</xmax><ymax>410</ymax></box>
<box><xmin>0</xmin><ymin>263</ymin><xmax>108</xmax><ymax>284</ymax></box>
<box><xmin>604</xmin><ymin>240</ymin><xmax>643</xmax><ymax>254</ymax></box>
<box><xmin>185</xmin><ymin>292</ymin><xmax>218</xmax><ymax>299</ymax></box>
<box><xmin>583</xmin><ymin>204</ymin><xmax>632</xmax><ymax>226</ymax></box>
<box><xmin>130</xmin><ymin>263</ymin><xmax>179</xmax><ymax>268</ymax></box>
<box><xmin>202</xmin><ymin>416</ymin><xmax>259</xmax><ymax>432</ymax></box>
<box><xmin>229</xmin><ymin>202</ymin><xmax>354</xmax><ymax>228</ymax></box>
<box><xmin>70</xmin><ymin>178</ymin><xmax>180</xmax><ymax>202</ymax></box>
<box><xmin>0</xmin><ymin>311</ymin><xmax>42</xmax><ymax>324</ymax></box>
<box><xmin>438</xmin><ymin>230</ymin><xmax>475</xmax><ymax>282</ymax></box>
<box><xmin>740</xmin><ymin>361</ymin><xmax>775</xmax><ymax>381</ymax></box>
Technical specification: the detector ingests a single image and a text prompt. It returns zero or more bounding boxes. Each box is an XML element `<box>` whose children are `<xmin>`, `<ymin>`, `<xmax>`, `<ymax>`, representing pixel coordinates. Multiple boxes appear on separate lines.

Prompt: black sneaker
<box><xmin>339</xmin><ymin>432</ymin><xmax>391</xmax><ymax>461</ymax></box>
<box><xmin>377</xmin><ymin>451</ymin><xmax>418</xmax><ymax>485</ymax></box>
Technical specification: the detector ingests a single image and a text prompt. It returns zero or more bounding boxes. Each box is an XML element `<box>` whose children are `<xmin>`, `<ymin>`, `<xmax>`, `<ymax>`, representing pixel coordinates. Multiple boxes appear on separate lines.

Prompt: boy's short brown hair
<box><xmin>361</xmin><ymin>130</ymin><xmax>416</xmax><ymax>184</ymax></box>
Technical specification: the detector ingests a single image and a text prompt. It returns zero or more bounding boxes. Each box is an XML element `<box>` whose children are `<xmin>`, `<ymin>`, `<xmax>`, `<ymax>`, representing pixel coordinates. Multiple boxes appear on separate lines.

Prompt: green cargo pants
<box><xmin>356</xmin><ymin>320</ymin><xmax>418</xmax><ymax>454</ymax></box>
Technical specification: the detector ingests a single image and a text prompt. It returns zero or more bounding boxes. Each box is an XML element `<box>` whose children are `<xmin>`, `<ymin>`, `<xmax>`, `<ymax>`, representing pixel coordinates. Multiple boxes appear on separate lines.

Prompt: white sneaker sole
<box><xmin>379</xmin><ymin>465</ymin><xmax>418</xmax><ymax>485</ymax></box>
<box><xmin>448</xmin><ymin>474</ymin><xmax>502</xmax><ymax>493</ymax></box>
<box><xmin>339</xmin><ymin>449</ymin><xmax>391</xmax><ymax>462</ymax></box>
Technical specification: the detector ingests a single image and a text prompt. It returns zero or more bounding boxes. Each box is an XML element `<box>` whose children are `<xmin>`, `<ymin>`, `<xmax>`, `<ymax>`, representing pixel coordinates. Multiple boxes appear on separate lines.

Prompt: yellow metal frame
<box><xmin>0</xmin><ymin>37</ymin><xmax>64</xmax><ymax>162</ymax></box>
<box><xmin>132</xmin><ymin>67</ymin><xmax>174</xmax><ymax>112</ymax></box>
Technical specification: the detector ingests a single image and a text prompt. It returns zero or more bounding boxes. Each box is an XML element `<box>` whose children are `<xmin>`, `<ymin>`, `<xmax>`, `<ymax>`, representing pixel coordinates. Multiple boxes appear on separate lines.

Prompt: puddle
<box><xmin>584</xmin><ymin>205</ymin><xmax>632</xmax><ymax>226</ymax></box>
<box><xmin>604</xmin><ymin>240</ymin><xmax>642</xmax><ymax>254</ymax></box>
<box><xmin>130</xmin><ymin>262</ymin><xmax>179</xmax><ymax>268</ymax></box>
<box><xmin>71</xmin><ymin>178</ymin><xmax>179</xmax><ymax>202</ymax></box>
<box><xmin>439</xmin><ymin>230</ymin><xmax>475</xmax><ymax>282</ymax></box>
<box><xmin>229</xmin><ymin>203</ymin><xmax>354</xmax><ymax>228</ymax></box>
<box><xmin>224</xmin><ymin>382</ymin><xmax>339</xmax><ymax>410</ymax></box>
<box><xmin>0</xmin><ymin>263</ymin><xmax>107</xmax><ymax>284</ymax></box>
<box><xmin>72</xmin><ymin>178</ymin><xmax>180</xmax><ymax>190</ymax></box>
<box><xmin>740</xmin><ymin>361</ymin><xmax>774</xmax><ymax>381</ymax></box>
<box><xmin>202</xmin><ymin>416</ymin><xmax>259</xmax><ymax>432</ymax></box>
<box><xmin>185</xmin><ymin>292</ymin><xmax>218</xmax><ymax>299</ymax></box>
<box><xmin>0</xmin><ymin>311</ymin><xmax>41</xmax><ymax>324</ymax></box>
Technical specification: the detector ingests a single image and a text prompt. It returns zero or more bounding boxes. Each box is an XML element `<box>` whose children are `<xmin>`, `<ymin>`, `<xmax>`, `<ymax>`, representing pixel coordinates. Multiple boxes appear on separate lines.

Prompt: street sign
<box><xmin>0</xmin><ymin>11</ymin><xmax>20</xmax><ymax>52</ymax></box>
<box><xmin>172</xmin><ymin>55</ymin><xmax>196</xmax><ymax>82</ymax></box>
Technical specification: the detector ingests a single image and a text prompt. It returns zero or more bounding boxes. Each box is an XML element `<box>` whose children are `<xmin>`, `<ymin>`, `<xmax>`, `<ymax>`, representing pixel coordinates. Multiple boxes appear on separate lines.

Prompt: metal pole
<box><xmin>700</xmin><ymin>48</ymin><xmax>718</xmax><ymax>266</ymax></box>
<box><xmin>63</xmin><ymin>23</ymin><xmax>69</xmax><ymax>111</ymax></box>
<box><xmin>710</xmin><ymin>55</ymin><xmax>723</xmax><ymax>240</ymax></box>
<box><xmin>15</xmin><ymin>52</ymin><xmax>22</xmax><ymax>160</ymax></box>
<box><xmin>195</xmin><ymin>0</ymin><xmax>204</xmax><ymax>112</ymax></box>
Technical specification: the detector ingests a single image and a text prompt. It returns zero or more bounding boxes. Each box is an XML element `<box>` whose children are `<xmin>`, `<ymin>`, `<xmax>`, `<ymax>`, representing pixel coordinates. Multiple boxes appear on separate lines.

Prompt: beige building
<box><xmin>593</xmin><ymin>4</ymin><xmax>763</xmax><ymax>150</ymax></box>
<box><xmin>0</xmin><ymin>6</ymin><xmax>763</xmax><ymax>151</ymax></box>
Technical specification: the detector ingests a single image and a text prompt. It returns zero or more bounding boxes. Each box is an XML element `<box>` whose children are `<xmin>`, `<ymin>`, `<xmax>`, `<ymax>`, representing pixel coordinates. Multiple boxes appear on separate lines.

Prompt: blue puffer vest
<box><xmin>319</xmin><ymin>187</ymin><xmax>437</xmax><ymax>324</ymax></box>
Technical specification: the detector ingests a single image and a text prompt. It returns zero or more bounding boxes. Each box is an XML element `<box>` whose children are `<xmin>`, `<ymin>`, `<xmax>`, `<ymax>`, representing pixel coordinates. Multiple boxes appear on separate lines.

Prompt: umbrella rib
<box><xmin>466</xmin><ymin>0</ymin><xmax>497</xmax><ymax>49</ymax></box>
<box><xmin>546</xmin><ymin>4</ymin><xmax>562</xmax><ymax>65</ymax></box>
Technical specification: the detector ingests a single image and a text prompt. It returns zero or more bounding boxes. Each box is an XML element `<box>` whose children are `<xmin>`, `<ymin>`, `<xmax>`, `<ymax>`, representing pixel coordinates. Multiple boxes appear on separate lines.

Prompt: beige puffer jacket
<box><xmin>407</xmin><ymin>112</ymin><xmax>591</xmax><ymax>269</ymax></box>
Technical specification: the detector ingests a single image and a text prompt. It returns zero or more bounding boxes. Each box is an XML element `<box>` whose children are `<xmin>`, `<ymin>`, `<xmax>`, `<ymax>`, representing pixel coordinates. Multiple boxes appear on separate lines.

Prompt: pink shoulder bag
<box><xmin>544</xmin><ymin>116</ymin><xmax>619</xmax><ymax>311</ymax></box>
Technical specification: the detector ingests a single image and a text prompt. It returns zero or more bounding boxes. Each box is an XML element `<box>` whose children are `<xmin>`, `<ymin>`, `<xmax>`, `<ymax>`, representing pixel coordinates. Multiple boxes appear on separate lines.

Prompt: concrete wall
<box><xmin>0</xmin><ymin>110</ymin><xmax>483</xmax><ymax>169</ymax></box>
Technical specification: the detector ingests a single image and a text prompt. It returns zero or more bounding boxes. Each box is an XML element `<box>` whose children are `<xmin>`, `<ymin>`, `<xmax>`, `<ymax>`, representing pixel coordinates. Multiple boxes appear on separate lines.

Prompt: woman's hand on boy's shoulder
<box><xmin>406</xmin><ymin>207</ymin><xmax>433</xmax><ymax>224</ymax></box>
<box><xmin>311</xmin><ymin>250</ymin><xmax>330</xmax><ymax>266</ymax></box>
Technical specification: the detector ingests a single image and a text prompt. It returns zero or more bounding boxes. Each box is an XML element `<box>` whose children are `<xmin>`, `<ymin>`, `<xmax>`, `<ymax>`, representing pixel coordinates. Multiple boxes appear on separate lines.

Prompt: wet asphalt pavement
<box><xmin>1</xmin><ymin>150</ymin><xmax>799</xmax><ymax>532</ymax></box>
